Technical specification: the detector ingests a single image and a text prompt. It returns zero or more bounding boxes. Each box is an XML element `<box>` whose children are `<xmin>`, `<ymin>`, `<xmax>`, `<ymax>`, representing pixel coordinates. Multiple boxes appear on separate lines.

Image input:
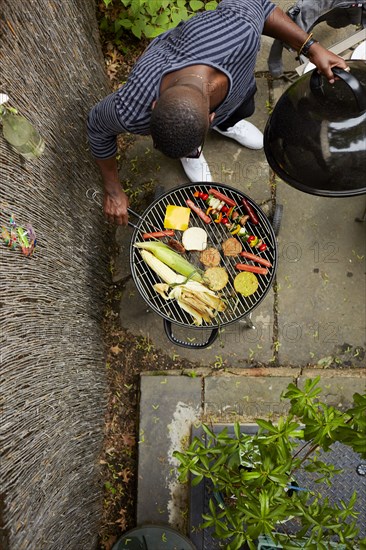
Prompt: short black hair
<box><xmin>150</xmin><ymin>88</ymin><xmax>208</xmax><ymax>159</ymax></box>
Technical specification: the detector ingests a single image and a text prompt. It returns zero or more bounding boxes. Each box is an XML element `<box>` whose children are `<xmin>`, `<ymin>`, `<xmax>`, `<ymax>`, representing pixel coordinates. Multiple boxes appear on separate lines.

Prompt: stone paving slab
<box><xmin>203</xmin><ymin>372</ymin><xmax>297</xmax><ymax>421</ymax></box>
<box><xmin>299</xmin><ymin>367</ymin><xmax>366</xmax><ymax>407</ymax></box>
<box><xmin>275</xmin><ymin>186</ymin><xmax>366</xmax><ymax>367</ymax></box>
<box><xmin>137</xmin><ymin>375</ymin><xmax>202</xmax><ymax>531</ymax></box>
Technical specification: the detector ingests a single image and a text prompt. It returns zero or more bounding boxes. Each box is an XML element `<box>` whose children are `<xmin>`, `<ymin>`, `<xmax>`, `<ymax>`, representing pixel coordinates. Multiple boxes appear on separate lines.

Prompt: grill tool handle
<box><xmin>127</xmin><ymin>207</ymin><xmax>144</xmax><ymax>231</ymax></box>
<box><xmin>163</xmin><ymin>319</ymin><xmax>218</xmax><ymax>349</ymax></box>
<box><xmin>127</xmin><ymin>207</ymin><xmax>168</xmax><ymax>235</ymax></box>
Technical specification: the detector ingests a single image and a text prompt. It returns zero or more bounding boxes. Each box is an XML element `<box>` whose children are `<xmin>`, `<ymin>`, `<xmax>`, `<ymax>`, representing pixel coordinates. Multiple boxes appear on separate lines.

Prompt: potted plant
<box><xmin>173</xmin><ymin>377</ymin><xmax>366</xmax><ymax>550</ymax></box>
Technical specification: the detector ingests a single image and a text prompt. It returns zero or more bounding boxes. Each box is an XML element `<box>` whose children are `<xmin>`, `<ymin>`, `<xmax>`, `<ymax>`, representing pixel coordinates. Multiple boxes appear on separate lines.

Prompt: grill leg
<box><xmin>239</xmin><ymin>313</ymin><xmax>256</xmax><ymax>329</ymax></box>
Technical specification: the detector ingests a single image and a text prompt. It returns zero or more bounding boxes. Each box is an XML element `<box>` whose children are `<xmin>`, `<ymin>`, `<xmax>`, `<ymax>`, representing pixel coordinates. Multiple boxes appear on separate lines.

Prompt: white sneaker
<box><xmin>180</xmin><ymin>153</ymin><xmax>212</xmax><ymax>182</ymax></box>
<box><xmin>214</xmin><ymin>120</ymin><xmax>263</xmax><ymax>149</ymax></box>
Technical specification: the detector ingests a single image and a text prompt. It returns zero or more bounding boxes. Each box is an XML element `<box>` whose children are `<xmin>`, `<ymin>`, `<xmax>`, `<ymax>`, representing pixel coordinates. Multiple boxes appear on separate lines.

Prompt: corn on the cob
<box><xmin>134</xmin><ymin>241</ymin><xmax>203</xmax><ymax>282</ymax></box>
<box><xmin>137</xmin><ymin>244</ymin><xmax>226</xmax><ymax>325</ymax></box>
<box><xmin>139</xmin><ymin>250</ymin><xmax>186</xmax><ymax>285</ymax></box>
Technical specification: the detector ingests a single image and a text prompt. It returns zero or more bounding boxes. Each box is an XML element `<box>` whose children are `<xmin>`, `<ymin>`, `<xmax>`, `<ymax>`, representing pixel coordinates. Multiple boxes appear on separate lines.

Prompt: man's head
<box><xmin>150</xmin><ymin>86</ymin><xmax>212</xmax><ymax>159</ymax></box>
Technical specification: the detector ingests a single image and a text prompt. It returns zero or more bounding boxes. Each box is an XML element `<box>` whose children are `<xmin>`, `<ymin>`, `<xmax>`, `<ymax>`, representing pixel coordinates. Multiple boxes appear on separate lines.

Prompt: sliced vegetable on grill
<box><xmin>182</xmin><ymin>227</ymin><xmax>208</xmax><ymax>251</ymax></box>
<box><xmin>203</xmin><ymin>267</ymin><xmax>229</xmax><ymax>291</ymax></box>
<box><xmin>134</xmin><ymin>241</ymin><xmax>203</xmax><ymax>282</ymax></box>
<box><xmin>234</xmin><ymin>272</ymin><xmax>259</xmax><ymax>296</ymax></box>
<box><xmin>230</xmin><ymin>225</ymin><xmax>267</xmax><ymax>250</ymax></box>
<box><xmin>193</xmin><ymin>190</ymin><xmax>209</xmax><ymax>201</ymax></box>
<box><xmin>163</xmin><ymin>281</ymin><xmax>226</xmax><ymax>326</ymax></box>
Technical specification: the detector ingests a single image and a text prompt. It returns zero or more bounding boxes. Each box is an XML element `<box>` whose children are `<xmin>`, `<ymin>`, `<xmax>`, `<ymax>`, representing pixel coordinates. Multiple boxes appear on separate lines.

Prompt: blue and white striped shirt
<box><xmin>87</xmin><ymin>0</ymin><xmax>276</xmax><ymax>159</ymax></box>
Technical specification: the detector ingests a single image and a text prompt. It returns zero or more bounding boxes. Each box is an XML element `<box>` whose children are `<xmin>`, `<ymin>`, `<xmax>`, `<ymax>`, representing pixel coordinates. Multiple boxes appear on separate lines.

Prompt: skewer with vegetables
<box><xmin>191</xmin><ymin>189</ymin><xmax>267</xmax><ymax>251</ymax></box>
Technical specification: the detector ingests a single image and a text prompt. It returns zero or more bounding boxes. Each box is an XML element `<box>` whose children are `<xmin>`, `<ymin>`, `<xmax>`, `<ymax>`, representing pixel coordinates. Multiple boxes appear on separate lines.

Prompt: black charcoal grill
<box><xmin>129</xmin><ymin>183</ymin><xmax>277</xmax><ymax>349</ymax></box>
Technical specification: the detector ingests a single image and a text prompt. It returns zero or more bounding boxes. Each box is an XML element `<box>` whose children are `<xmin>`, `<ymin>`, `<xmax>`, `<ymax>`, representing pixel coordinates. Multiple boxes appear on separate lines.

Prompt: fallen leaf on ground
<box><xmin>121</xmin><ymin>433</ymin><xmax>136</xmax><ymax>447</ymax></box>
<box><xmin>110</xmin><ymin>345</ymin><xmax>123</xmax><ymax>355</ymax></box>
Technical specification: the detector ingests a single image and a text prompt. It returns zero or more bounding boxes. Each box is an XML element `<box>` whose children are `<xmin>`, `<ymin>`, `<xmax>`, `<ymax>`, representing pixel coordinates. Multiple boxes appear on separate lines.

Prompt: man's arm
<box><xmin>96</xmin><ymin>157</ymin><xmax>129</xmax><ymax>226</ymax></box>
<box><xmin>263</xmin><ymin>6</ymin><xmax>348</xmax><ymax>83</ymax></box>
<box><xmin>87</xmin><ymin>93</ymin><xmax>130</xmax><ymax>225</ymax></box>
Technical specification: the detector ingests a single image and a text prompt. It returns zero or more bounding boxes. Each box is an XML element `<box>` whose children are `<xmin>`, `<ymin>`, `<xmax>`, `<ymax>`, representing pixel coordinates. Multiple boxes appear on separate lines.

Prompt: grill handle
<box><xmin>163</xmin><ymin>319</ymin><xmax>219</xmax><ymax>349</ymax></box>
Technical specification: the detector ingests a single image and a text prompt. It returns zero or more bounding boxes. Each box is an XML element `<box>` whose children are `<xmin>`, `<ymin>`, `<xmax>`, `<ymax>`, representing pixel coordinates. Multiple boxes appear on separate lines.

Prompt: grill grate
<box><xmin>130</xmin><ymin>183</ymin><xmax>277</xmax><ymax>329</ymax></box>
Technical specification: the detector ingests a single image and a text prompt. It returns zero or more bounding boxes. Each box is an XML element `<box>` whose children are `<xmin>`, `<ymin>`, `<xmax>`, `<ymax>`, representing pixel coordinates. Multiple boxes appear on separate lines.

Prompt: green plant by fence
<box><xmin>100</xmin><ymin>0</ymin><xmax>219</xmax><ymax>40</ymax></box>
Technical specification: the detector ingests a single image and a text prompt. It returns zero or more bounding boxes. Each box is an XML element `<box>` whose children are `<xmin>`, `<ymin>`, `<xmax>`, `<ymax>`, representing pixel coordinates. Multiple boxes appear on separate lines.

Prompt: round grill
<box><xmin>129</xmin><ymin>182</ymin><xmax>277</xmax><ymax>337</ymax></box>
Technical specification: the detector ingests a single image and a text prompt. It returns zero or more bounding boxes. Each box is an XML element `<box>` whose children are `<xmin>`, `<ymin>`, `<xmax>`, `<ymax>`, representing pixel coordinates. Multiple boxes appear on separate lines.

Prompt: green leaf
<box><xmin>256</xmin><ymin>418</ymin><xmax>277</xmax><ymax>433</ymax></box>
<box><xmin>130</xmin><ymin>0</ymin><xmax>141</xmax><ymax>16</ymax></box>
<box><xmin>208</xmin><ymin>497</ymin><xmax>217</xmax><ymax>516</ymax></box>
<box><xmin>234</xmin><ymin>422</ymin><xmax>241</xmax><ymax>440</ymax></box>
<box><xmin>171</xmin><ymin>7</ymin><xmax>188</xmax><ymax>24</ymax></box>
<box><xmin>241</xmin><ymin>470</ymin><xmax>261</xmax><ymax>480</ymax></box>
<box><xmin>202</xmin><ymin>423</ymin><xmax>217</xmax><ymax>440</ymax></box>
<box><xmin>154</xmin><ymin>12</ymin><xmax>170</xmax><ymax>25</ymax></box>
<box><xmin>189</xmin><ymin>0</ymin><xmax>204</xmax><ymax>10</ymax></box>
<box><xmin>131</xmin><ymin>23</ymin><xmax>142</xmax><ymax>38</ymax></box>
<box><xmin>204</xmin><ymin>0</ymin><xmax>218</xmax><ymax>9</ymax></box>
<box><xmin>145</xmin><ymin>0</ymin><xmax>163</xmax><ymax>15</ymax></box>
<box><xmin>191</xmin><ymin>474</ymin><xmax>203</xmax><ymax>486</ymax></box>
<box><xmin>119</xmin><ymin>18</ymin><xmax>133</xmax><ymax>29</ymax></box>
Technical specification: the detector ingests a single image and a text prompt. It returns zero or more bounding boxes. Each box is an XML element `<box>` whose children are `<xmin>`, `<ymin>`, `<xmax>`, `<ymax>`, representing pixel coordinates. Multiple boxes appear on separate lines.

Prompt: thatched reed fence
<box><xmin>1</xmin><ymin>1</ymin><xmax>112</xmax><ymax>548</ymax></box>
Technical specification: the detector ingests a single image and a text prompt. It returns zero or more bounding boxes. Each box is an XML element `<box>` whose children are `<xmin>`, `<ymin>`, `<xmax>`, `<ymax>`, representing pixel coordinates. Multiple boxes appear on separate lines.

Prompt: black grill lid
<box><xmin>264</xmin><ymin>61</ymin><xmax>366</xmax><ymax>197</ymax></box>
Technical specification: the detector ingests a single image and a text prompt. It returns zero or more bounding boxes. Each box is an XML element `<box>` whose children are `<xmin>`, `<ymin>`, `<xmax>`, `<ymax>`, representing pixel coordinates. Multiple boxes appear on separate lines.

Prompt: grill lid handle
<box><xmin>310</xmin><ymin>67</ymin><xmax>366</xmax><ymax>112</ymax></box>
<box><xmin>163</xmin><ymin>319</ymin><xmax>219</xmax><ymax>349</ymax></box>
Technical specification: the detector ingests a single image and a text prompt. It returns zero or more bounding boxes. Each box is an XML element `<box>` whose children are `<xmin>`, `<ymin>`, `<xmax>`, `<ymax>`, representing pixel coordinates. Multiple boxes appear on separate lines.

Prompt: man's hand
<box><xmin>104</xmin><ymin>187</ymin><xmax>129</xmax><ymax>225</ymax></box>
<box><xmin>307</xmin><ymin>43</ymin><xmax>348</xmax><ymax>84</ymax></box>
<box><xmin>95</xmin><ymin>157</ymin><xmax>130</xmax><ymax>225</ymax></box>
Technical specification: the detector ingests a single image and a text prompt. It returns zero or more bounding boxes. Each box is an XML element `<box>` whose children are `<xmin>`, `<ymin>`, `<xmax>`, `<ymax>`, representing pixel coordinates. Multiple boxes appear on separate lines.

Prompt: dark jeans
<box><xmin>216</xmin><ymin>89</ymin><xmax>256</xmax><ymax>131</ymax></box>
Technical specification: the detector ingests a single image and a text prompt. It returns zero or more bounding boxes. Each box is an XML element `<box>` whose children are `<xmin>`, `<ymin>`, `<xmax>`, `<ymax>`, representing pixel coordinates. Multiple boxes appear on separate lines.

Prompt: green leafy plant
<box><xmin>173</xmin><ymin>377</ymin><xmax>366</xmax><ymax>550</ymax></box>
<box><xmin>100</xmin><ymin>0</ymin><xmax>219</xmax><ymax>40</ymax></box>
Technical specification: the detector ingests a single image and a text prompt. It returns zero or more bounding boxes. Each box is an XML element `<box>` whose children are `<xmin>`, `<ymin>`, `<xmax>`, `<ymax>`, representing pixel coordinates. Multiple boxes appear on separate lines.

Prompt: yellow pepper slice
<box><xmin>230</xmin><ymin>224</ymin><xmax>241</xmax><ymax>235</ymax></box>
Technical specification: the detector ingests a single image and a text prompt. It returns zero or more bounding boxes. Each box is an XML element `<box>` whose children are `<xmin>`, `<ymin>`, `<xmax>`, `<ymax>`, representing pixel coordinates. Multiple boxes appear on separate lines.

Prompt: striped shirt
<box><xmin>87</xmin><ymin>0</ymin><xmax>276</xmax><ymax>159</ymax></box>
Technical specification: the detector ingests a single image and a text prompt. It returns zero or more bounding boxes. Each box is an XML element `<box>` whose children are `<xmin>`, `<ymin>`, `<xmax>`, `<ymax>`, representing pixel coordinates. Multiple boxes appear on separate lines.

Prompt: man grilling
<box><xmin>87</xmin><ymin>0</ymin><xmax>348</xmax><ymax>225</ymax></box>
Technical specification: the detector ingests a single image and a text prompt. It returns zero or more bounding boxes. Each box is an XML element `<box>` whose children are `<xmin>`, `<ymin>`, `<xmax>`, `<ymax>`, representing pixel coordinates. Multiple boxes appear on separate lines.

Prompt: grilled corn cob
<box><xmin>139</xmin><ymin>250</ymin><xmax>186</xmax><ymax>285</ymax></box>
<box><xmin>134</xmin><ymin>241</ymin><xmax>203</xmax><ymax>282</ymax></box>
